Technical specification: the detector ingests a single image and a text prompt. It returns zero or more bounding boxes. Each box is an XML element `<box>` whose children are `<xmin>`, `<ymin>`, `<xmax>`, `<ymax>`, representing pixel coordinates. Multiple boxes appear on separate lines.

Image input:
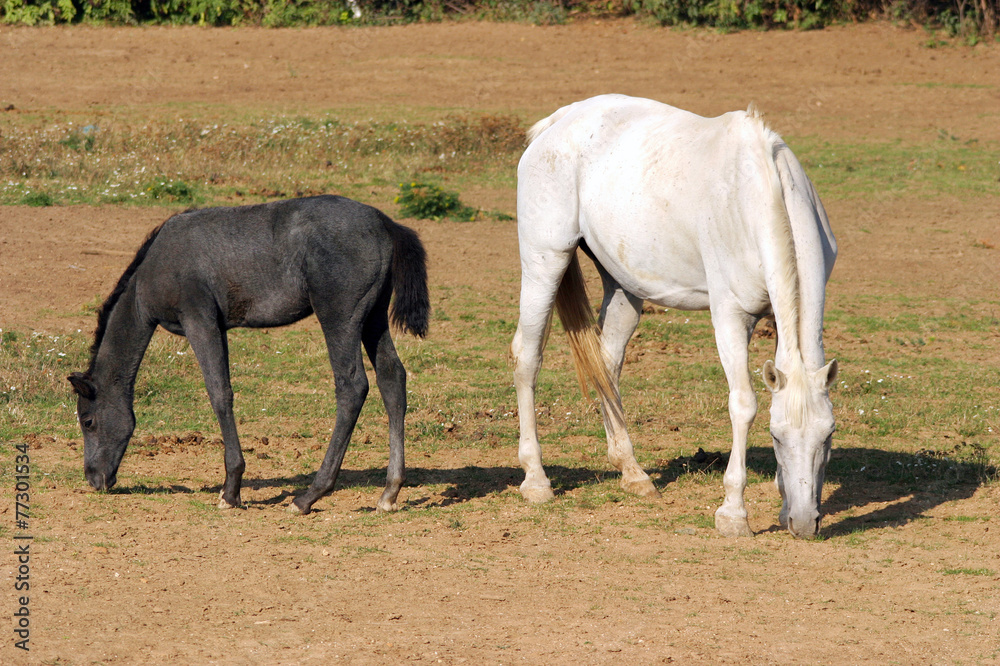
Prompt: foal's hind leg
<box><xmin>362</xmin><ymin>309</ymin><xmax>406</xmax><ymax>513</ymax></box>
<box><xmin>512</xmin><ymin>249</ymin><xmax>576</xmax><ymax>503</ymax></box>
<box><xmin>290</xmin><ymin>320</ymin><xmax>369</xmax><ymax>515</ymax></box>
<box><xmin>595</xmin><ymin>269</ymin><xmax>659</xmax><ymax>498</ymax></box>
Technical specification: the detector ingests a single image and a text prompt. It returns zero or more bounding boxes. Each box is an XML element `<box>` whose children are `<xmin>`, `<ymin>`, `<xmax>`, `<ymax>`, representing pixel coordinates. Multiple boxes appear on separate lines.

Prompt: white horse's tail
<box><xmin>554</xmin><ymin>252</ymin><xmax>625</xmax><ymax>424</ymax></box>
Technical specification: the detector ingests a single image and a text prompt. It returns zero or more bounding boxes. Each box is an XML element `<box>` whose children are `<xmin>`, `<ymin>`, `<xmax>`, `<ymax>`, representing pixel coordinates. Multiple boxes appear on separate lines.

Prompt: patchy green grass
<box><xmin>0</xmin><ymin>113</ymin><xmax>524</xmax><ymax>210</ymax></box>
<box><xmin>786</xmin><ymin>135</ymin><xmax>1000</xmax><ymax>199</ymax></box>
<box><xmin>4</xmin><ymin>291</ymin><xmax>996</xmax><ymax>513</ymax></box>
<box><xmin>941</xmin><ymin>567</ymin><xmax>997</xmax><ymax>576</ymax></box>
<box><xmin>2</xmin><ymin>111</ymin><xmax>997</xmax><ymax>211</ymax></box>
<box><xmin>1</xmin><ymin>106</ymin><xmax>998</xmax><ymax>545</ymax></box>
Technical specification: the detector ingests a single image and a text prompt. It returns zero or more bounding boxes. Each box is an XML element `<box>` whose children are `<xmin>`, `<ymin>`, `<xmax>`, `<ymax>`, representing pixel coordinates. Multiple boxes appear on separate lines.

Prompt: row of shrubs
<box><xmin>1</xmin><ymin>0</ymin><xmax>996</xmax><ymax>35</ymax></box>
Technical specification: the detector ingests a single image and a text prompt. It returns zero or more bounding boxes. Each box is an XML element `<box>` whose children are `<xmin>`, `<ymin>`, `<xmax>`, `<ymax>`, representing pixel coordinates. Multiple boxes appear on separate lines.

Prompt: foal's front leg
<box><xmin>290</xmin><ymin>338</ymin><xmax>369</xmax><ymax>515</ymax></box>
<box><xmin>184</xmin><ymin>321</ymin><xmax>245</xmax><ymax>509</ymax></box>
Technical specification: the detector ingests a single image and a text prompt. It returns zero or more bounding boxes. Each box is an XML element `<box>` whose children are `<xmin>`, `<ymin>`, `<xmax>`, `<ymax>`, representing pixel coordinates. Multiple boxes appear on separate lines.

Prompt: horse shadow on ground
<box><xmin>811</xmin><ymin>442</ymin><xmax>995</xmax><ymax>536</ymax></box>
<box><xmin>113</xmin><ymin>442</ymin><xmax>994</xmax><ymax>533</ymax></box>
<box><xmin>645</xmin><ymin>442</ymin><xmax>995</xmax><ymax>537</ymax></box>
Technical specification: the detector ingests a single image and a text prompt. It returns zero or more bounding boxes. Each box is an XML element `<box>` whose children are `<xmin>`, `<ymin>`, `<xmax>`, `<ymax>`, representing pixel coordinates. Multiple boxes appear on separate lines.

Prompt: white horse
<box><xmin>511</xmin><ymin>95</ymin><xmax>838</xmax><ymax>538</ymax></box>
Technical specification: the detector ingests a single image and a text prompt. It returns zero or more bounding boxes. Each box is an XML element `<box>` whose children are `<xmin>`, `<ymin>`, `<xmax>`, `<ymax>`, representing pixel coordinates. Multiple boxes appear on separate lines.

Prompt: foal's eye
<box><xmin>81</xmin><ymin>416</ymin><xmax>95</xmax><ymax>430</ymax></box>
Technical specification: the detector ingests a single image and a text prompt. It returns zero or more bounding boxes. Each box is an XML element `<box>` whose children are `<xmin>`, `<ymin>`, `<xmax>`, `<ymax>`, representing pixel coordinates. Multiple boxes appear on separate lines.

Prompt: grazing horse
<box><xmin>511</xmin><ymin>95</ymin><xmax>838</xmax><ymax>538</ymax></box>
<box><xmin>68</xmin><ymin>195</ymin><xmax>429</xmax><ymax>515</ymax></box>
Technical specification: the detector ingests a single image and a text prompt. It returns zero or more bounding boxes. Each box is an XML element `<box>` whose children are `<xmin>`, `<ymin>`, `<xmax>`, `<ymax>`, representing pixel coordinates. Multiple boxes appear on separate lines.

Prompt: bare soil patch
<box><xmin>2</xmin><ymin>22</ymin><xmax>999</xmax><ymax>665</ymax></box>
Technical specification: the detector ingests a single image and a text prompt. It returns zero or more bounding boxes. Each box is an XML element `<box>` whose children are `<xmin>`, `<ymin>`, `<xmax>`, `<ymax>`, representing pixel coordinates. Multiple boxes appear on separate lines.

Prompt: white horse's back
<box><xmin>519</xmin><ymin>94</ymin><xmax>834</xmax><ymax>319</ymax></box>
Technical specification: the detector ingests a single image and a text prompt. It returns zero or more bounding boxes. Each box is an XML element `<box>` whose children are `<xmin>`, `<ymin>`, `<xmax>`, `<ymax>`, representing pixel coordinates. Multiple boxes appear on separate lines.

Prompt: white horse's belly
<box><xmin>583</xmin><ymin>219</ymin><xmax>711</xmax><ymax>311</ymax></box>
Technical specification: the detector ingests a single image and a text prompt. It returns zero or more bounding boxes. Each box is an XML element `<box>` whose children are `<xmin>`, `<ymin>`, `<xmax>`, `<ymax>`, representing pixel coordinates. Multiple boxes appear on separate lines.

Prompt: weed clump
<box><xmin>21</xmin><ymin>191</ymin><xmax>55</xmax><ymax>207</ymax></box>
<box><xmin>395</xmin><ymin>181</ymin><xmax>478</xmax><ymax>221</ymax></box>
<box><xmin>142</xmin><ymin>179</ymin><xmax>198</xmax><ymax>204</ymax></box>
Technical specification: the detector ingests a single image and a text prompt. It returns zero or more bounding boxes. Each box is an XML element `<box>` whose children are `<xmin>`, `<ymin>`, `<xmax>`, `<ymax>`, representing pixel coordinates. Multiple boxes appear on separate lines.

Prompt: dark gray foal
<box><xmin>68</xmin><ymin>195</ymin><xmax>429</xmax><ymax>514</ymax></box>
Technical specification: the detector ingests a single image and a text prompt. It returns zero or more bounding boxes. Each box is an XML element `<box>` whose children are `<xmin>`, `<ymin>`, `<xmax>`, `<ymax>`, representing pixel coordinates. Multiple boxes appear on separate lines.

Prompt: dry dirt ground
<box><xmin>2</xmin><ymin>21</ymin><xmax>1000</xmax><ymax>665</ymax></box>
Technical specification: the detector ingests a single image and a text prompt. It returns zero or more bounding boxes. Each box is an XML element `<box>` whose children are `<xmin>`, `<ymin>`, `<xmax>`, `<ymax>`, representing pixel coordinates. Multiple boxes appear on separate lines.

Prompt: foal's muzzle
<box><xmin>85</xmin><ymin>465</ymin><xmax>117</xmax><ymax>491</ymax></box>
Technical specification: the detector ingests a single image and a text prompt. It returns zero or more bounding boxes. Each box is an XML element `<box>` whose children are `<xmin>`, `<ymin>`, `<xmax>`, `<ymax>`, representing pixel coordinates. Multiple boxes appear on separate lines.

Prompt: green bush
<box><xmin>21</xmin><ymin>190</ymin><xmax>55</xmax><ymax>206</ymax></box>
<box><xmin>141</xmin><ymin>179</ymin><xmax>199</xmax><ymax>203</ymax></box>
<box><xmin>395</xmin><ymin>180</ymin><xmax>478</xmax><ymax>221</ymax></box>
<box><xmin>1</xmin><ymin>0</ymin><xmax>997</xmax><ymax>38</ymax></box>
<box><xmin>1</xmin><ymin>0</ymin><xmax>76</xmax><ymax>24</ymax></box>
<box><xmin>80</xmin><ymin>0</ymin><xmax>133</xmax><ymax>22</ymax></box>
<box><xmin>622</xmin><ymin>0</ymin><xmax>837</xmax><ymax>29</ymax></box>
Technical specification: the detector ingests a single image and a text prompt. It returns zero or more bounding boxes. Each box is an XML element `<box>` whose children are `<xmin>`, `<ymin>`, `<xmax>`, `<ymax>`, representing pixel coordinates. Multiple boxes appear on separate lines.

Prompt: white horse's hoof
<box><xmin>715</xmin><ymin>510</ymin><xmax>753</xmax><ymax>537</ymax></box>
<box><xmin>622</xmin><ymin>477</ymin><xmax>661</xmax><ymax>498</ymax></box>
<box><xmin>376</xmin><ymin>500</ymin><xmax>399</xmax><ymax>513</ymax></box>
<box><xmin>520</xmin><ymin>484</ymin><xmax>555</xmax><ymax>504</ymax></box>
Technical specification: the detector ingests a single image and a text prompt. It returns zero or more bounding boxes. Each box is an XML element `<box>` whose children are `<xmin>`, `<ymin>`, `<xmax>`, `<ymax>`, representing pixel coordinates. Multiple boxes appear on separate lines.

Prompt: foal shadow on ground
<box><xmin>188</xmin><ymin>466</ymin><xmax>530</xmax><ymax>512</ymax></box>
<box><xmin>111</xmin><ymin>483</ymin><xmax>198</xmax><ymax>496</ymax></box>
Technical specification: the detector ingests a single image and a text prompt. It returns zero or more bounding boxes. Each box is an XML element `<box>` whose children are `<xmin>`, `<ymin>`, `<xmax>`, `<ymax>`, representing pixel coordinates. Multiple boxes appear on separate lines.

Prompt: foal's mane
<box><xmin>87</xmin><ymin>222</ymin><xmax>165</xmax><ymax>373</ymax></box>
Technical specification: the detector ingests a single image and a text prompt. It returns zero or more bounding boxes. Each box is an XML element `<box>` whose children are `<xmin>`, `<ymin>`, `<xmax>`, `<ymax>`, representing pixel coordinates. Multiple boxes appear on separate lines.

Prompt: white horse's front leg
<box><xmin>597</xmin><ymin>275</ymin><xmax>658</xmax><ymax>498</ymax></box>
<box><xmin>775</xmin><ymin>465</ymin><xmax>789</xmax><ymax>528</ymax></box>
<box><xmin>711</xmin><ymin>307</ymin><xmax>758</xmax><ymax>537</ymax></box>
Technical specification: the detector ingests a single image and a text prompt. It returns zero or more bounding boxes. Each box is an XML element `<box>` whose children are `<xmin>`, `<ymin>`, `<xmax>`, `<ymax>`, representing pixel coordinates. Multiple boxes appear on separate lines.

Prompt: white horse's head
<box><xmin>762</xmin><ymin>358</ymin><xmax>838</xmax><ymax>538</ymax></box>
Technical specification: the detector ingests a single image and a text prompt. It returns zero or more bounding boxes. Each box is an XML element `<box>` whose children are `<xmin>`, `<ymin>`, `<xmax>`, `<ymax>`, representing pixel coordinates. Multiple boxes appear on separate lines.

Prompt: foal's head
<box><xmin>68</xmin><ymin>372</ymin><xmax>135</xmax><ymax>491</ymax></box>
<box><xmin>762</xmin><ymin>358</ymin><xmax>838</xmax><ymax>538</ymax></box>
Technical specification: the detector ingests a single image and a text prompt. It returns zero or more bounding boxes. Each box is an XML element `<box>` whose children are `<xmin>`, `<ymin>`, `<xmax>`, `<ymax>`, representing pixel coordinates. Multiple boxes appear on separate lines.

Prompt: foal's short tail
<box><xmin>386</xmin><ymin>221</ymin><xmax>430</xmax><ymax>338</ymax></box>
<box><xmin>555</xmin><ymin>252</ymin><xmax>625</xmax><ymax>424</ymax></box>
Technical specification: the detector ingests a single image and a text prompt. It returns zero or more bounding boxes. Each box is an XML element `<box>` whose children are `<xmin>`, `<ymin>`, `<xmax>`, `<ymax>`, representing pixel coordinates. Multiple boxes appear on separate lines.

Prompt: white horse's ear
<box><xmin>762</xmin><ymin>360</ymin><xmax>786</xmax><ymax>392</ymax></box>
<box><xmin>821</xmin><ymin>359</ymin><xmax>839</xmax><ymax>389</ymax></box>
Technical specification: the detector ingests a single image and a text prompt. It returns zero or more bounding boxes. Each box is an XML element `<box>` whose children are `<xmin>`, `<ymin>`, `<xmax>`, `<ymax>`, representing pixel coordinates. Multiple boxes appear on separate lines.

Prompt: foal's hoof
<box><xmin>622</xmin><ymin>477</ymin><xmax>661</xmax><ymax>498</ymax></box>
<box><xmin>218</xmin><ymin>491</ymin><xmax>242</xmax><ymax>510</ymax></box>
<box><xmin>714</xmin><ymin>510</ymin><xmax>753</xmax><ymax>538</ymax></box>
<box><xmin>376</xmin><ymin>499</ymin><xmax>399</xmax><ymax>513</ymax></box>
<box><xmin>519</xmin><ymin>483</ymin><xmax>555</xmax><ymax>504</ymax></box>
<box><xmin>287</xmin><ymin>498</ymin><xmax>311</xmax><ymax>516</ymax></box>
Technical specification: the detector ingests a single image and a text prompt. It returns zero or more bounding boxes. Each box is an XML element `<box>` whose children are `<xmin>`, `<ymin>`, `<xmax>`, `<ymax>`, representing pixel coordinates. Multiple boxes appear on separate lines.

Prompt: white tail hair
<box><xmin>554</xmin><ymin>253</ymin><xmax>625</xmax><ymax>425</ymax></box>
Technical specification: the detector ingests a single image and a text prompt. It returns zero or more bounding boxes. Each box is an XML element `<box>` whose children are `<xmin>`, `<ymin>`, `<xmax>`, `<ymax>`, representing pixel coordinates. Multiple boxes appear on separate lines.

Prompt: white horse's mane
<box><xmin>750</xmin><ymin>104</ymin><xmax>813</xmax><ymax>427</ymax></box>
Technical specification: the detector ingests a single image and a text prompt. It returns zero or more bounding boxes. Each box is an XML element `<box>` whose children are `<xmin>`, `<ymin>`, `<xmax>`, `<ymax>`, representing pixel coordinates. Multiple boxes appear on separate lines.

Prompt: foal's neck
<box><xmin>91</xmin><ymin>284</ymin><xmax>156</xmax><ymax>399</ymax></box>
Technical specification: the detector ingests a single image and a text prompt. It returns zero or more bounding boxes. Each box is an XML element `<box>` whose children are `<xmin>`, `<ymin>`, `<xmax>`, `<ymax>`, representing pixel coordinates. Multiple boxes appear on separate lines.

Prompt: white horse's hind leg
<box><xmin>711</xmin><ymin>305</ymin><xmax>759</xmax><ymax>537</ymax></box>
<box><xmin>596</xmin><ymin>270</ymin><xmax>659</xmax><ymax>498</ymax></box>
<box><xmin>512</xmin><ymin>250</ymin><xmax>576</xmax><ymax>503</ymax></box>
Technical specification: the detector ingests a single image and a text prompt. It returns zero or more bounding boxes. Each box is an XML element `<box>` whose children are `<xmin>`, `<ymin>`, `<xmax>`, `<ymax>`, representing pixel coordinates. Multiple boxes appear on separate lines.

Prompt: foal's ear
<box><xmin>68</xmin><ymin>372</ymin><xmax>97</xmax><ymax>400</ymax></box>
<box><xmin>762</xmin><ymin>360</ymin><xmax>786</xmax><ymax>392</ymax></box>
